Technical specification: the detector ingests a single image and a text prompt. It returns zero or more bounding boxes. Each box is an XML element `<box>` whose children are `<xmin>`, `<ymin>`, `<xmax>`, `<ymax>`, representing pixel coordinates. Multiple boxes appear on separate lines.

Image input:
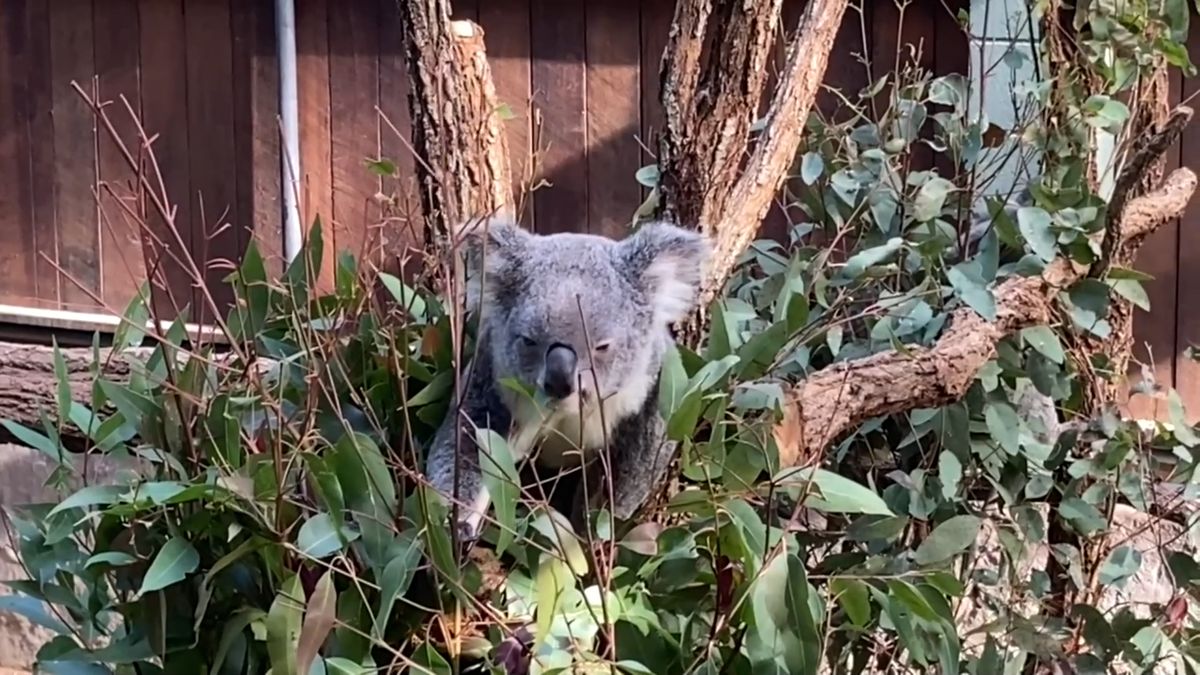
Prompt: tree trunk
<box><xmin>394</xmin><ymin>1</ymin><xmax>513</xmax><ymax>253</ymax></box>
<box><xmin>657</xmin><ymin>0</ymin><xmax>852</xmax><ymax>320</ymax></box>
<box><xmin>0</xmin><ymin>343</ymin><xmax>148</xmax><ymax>451</ymax></box>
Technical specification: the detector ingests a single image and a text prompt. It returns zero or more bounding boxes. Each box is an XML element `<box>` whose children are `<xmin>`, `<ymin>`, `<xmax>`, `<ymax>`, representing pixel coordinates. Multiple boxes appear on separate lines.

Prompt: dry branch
<box><xmin>773</xmin><ymin>110</ymin><xmax>1198</xmax><ymax>468</ymax></box>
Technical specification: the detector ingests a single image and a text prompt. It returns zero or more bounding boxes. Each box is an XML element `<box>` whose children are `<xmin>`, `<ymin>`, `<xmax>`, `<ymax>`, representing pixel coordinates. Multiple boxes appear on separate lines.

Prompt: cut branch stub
<box><xmin>394</xmin><ymin>2</ymin><xmax>513</xmax><ymax>250</ymax></box>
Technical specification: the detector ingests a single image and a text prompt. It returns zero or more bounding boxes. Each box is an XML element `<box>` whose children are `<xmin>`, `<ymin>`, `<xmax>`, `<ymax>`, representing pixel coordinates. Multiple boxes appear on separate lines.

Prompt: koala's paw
<box><xmin>453</xmin><ymin>518</ymin><xmax>482</xmax><ymax>559</ymax></box>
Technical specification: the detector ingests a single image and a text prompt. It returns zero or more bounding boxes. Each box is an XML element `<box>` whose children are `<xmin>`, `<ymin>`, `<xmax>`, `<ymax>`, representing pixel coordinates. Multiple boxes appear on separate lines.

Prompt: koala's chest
<box><xmin>504</xmin><ymin>384</ymin><xmax>647</xmax><ymax>469</ymax></box>
<box><xmin>507</xmin><ymin>400</ymin><xmax>611</xmax><ymax>469</ymax></box>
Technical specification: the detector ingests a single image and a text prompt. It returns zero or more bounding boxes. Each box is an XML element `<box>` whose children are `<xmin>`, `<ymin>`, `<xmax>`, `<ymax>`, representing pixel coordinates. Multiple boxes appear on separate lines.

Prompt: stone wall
<box><xmin>0</xmin><ymin>445</ymin><xmax>125</xmax><ymax>671</ymax></box>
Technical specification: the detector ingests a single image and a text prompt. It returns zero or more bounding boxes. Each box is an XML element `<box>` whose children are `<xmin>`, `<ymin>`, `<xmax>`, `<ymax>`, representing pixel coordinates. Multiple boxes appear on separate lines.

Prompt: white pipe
<box><xmin>275</xmin><ymin>0</ymin><xmax>303</xmax><ymax>263</ymax></box>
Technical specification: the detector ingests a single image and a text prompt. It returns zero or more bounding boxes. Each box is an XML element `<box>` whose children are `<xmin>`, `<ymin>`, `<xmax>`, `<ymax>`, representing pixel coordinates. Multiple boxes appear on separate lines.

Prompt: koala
<box><xmin>424</xmin><ymin>216</ymin><xmax>711</xmax><ymax>544</ymax></box>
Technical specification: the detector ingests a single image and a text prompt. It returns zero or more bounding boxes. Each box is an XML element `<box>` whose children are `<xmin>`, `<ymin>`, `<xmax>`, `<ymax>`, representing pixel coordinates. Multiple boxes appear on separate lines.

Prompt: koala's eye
<box><xmin>518</xmin><ymin>335</ymin><xmax>537</xmax><ymax>348</ymax></box>
<box><xmin>593</xmin><ymin>341</ymin><xmax>613</xmax><ymax>354</ymax></box>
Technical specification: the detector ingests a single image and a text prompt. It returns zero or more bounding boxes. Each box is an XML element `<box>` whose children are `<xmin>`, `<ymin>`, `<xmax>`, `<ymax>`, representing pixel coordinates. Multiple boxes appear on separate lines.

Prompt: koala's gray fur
<box><xmin>424</xmin><ymin>216</ymin><xmax>711</xmax><ymax>542</ymax></box>
<box><xmin>964</xmin><ymin>186</ymin><xmax>1034</xmax><ymax>251</ymax></box>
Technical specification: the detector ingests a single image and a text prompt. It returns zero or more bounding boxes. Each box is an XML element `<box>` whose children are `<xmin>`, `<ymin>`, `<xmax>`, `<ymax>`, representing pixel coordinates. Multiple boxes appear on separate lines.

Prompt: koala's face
<box><xmin>459</xmin><ymin>218</ymin><xmax>710</xmax><ymax>409</ymax></box>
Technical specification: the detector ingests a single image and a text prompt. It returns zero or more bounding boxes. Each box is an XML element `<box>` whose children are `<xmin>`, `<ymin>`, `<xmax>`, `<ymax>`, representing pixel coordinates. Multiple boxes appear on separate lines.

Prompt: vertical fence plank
<box><xmin>378</xmin><ymin>0</ymin><xmax>425</xmax><ymax>270</ymax></box>
<box><xmin>49</xmin><ymin>0</ymin><xmax>100</xmax><ymax>311</ymax></box>
<box><xmin>639</xmin><ymin>0</ymin><xmax>671</xmax><ymax>173</ymax></box>
<box><xmin>0</xmin><ymin>0</ymin><xmax>38</xmax><ymax>306</ymax></box>
<box><xmin>138</xmin><ymin>0</ymin><xmax>192</xmax><ymax>319</ymax></box>
<box><xmin>1128</xmin><ymin>62</ymin><xmax>1186</xmax><ymax>419</ymax></box>
<box><xmin>932</xmin><ymin>0</ymin><xmax>968</xmax><ymax>181</ymax></box>
<box><xmin>480</xmin><ymin>0</ymin><xmax>534</xmax><ymax>226</ymax></box>
<box><xmin>530</xmin><ymin>0</ymin><xmax>587</xmax><ymax>233</ymax></box>
<box><xmin>184</xmin><ymin>0</ymin><xmax>239</xmax><ymax>320</ymax></box>
<box><xmin>1165</xmin><ymin>34</ymin><xmax>1197</xmax><ymax>420</ymax></box>
<box><xmin>328</xmin><ymin>0</ymin><xmax>381</xmax><ymax>265</ymax></box>
<box><xmin>296</xmin><ymin>0</ymin><xmax>335</xmax><ymax>289</ymax></box>
<box><xmin>585</xmin><ymin>0</ymin><xmax>642</xmax><ymax>238</ymax></box>
<box><xmin>232</xmin><ymin>0</ymin><xmax>283</xmax><ymax>275</ymax></box>
<box><xmin>872</xmin><ymin>1</ymin><xmax>936</xmax><ymax>171</ymax></box>
<box><xmin>94</xmin><ymin>0</ymin><xmax>147</xmax><ymax>314</ymax></box>
<box><xmin>26</xmin><ymin>0</ymin><xmax>58</xmax><ymax>307</ymax></box>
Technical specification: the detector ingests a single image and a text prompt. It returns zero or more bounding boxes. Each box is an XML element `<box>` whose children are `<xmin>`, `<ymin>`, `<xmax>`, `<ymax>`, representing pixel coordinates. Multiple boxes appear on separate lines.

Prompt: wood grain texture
<box><xmin>1148</xmin><ymin>54</ymin><xmax>1190</xmax><ymax>419</ymax></box>
<box><xmin>25</xmin><ymin>0</ymin><xmax>59</xmax><ymax>306</ymax></box>
<box><xmin>138</xmin><ymin>0</ymin><xmax>192</xmax><ymax>320</ymax></box>
<box><xmin>184</xmin><ymin>0</ymin><xmax>239</xmax><ymax>320</ymax></box>
<box><xmin>94</xmin><ymin>0</ymin><xmax>147</xmax><ymax>313</ymax></box>
<box><xmin>932</xmin><ymin>0</ymin><xmax>969</xmax><ymax>180</ymax></box>
<box><xmin>585</xmin><ymin>0</ymin><xmax>641</xmax><ymax>238</ymax></box>
<box><xmin>49</xmin><ymin>0</ymin><xmax>100</xmax><ymax>311</ymax></box>
<box><xmin>872</xmin><ymin>0</ymin><xmax>935</xmax><ymax>170</ymax></box>
<box><xmin>479</xmin><ymin>0</ymin><xmax>534</xmax><ymax>226</ymax></box>
<box><xmin>530</xmin><ymin>0</ymin><xmax>587</xmax><ymax>234</ymax></box>
<box><xmin>328</xmin><ymin>0</ymin><xmax>381</xmax><ymax>265</ymax></box>
<box><xmin>296</xmin><ymin>0</ymin><xmax>335</xmax><ymax>290</ymax></box>
<box><xmin>232</xmin><ymin>0</ymin><xmax>283</xmax><ymax>275</ymax></box>
<box><xmin>639</xmin><ymin>0</ymin><xmax>673</xmax><ymax>169</ymax></box>
<box><xmin>0</xmin><ymin>0</ymin><xmax>38</xmax><ymax>305</ymax></box>
<box><xmin>1127</xmin><ymin>42</ymin><xmax>1186</xmax><ymax>421</ymax></box>
<box><xmin>378</xmin><ymin>0</ymin><xmax>424</xmax><ymax>268</ymax></box>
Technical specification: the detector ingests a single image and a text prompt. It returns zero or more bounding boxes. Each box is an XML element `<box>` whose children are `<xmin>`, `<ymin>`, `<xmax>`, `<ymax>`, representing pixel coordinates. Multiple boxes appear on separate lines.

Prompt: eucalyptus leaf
<box><xmin>914</xmin><ymin>515</ymin><xmax>981</xmax><ymax>565</ymax></box>
<box><xmin>138</xmin><ymin>537</ymin><xmax>200</xmax><ymax>596</ymax></box>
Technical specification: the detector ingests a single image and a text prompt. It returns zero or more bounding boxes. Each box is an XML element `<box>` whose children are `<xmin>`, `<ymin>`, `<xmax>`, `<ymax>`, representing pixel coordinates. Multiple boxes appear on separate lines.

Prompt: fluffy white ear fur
<box><xmin>622</xmin><ymin>221</ymin><xmax>711</xmax><ymax>325</ymax></box>
<box><xmin>456</xmin><ymin>215</ymin><xmax>529</xmax><ymax>311</ymax></box>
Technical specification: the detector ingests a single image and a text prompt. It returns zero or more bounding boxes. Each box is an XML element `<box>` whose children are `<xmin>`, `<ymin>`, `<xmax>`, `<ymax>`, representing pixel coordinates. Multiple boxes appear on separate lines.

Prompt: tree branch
<box><xmin>773</xmin><ymin>108</ymin><xmax>1197</xmax><ymax>467</ymax></box>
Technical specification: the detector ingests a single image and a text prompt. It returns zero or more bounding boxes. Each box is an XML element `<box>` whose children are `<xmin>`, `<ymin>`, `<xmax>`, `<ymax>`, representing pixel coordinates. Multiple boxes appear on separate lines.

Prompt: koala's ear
<box><xmin>454</xmin><ymin>214</ymin><xmax>530</xmax><ymax>261</ymax></box>
<box><xmin>617</xmin><ymin>221</ymin><xmax>711</xmax><ymax>324</ymax></box>
<box><xmin>454</xmin><ymin>215</ymin><xmax>532</xmax><ymax>310</ymax></box>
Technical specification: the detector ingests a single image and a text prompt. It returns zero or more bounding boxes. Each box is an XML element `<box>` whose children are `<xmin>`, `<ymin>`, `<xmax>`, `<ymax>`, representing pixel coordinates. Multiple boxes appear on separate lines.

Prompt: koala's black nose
<box><xmin>543</xmin><ymin>344</ymin><xmax>577</xmax><ymax>399</ymax></box>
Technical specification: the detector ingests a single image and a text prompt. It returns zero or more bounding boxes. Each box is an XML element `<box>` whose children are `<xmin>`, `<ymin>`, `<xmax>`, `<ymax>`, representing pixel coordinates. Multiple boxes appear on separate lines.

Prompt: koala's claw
<box><xmin>453</xmin><ymin>519</ymin><xmax>481</xmax><ymax>558</ymax></box>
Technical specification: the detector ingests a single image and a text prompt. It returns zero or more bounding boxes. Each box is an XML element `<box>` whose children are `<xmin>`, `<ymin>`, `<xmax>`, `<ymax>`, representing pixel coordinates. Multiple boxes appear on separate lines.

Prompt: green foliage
<box><xmin>3</xmin><ymin>3</ymin><xmax>1200</xmax><ymax>675</ymax></box>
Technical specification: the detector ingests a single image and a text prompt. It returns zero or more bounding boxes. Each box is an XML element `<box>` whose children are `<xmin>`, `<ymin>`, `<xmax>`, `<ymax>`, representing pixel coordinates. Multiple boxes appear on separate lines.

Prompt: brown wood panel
<box><xmin>530</xmin><ymin>0</ymin><xmax>587</xmax><ymax>234</ymax></box>
<box><xmin>1128</xmin><ymin>51</ymin><xmax>1187</xmax><ymax>420</ymax></box>
<box><xmin>232</xmin><ymin>0</ymin><xmax>284</xmax><ymax>275</ymax></box>
<box><xmin>94</xmin><ymin>0</ymin><xmax>147</xmax><ymax>313</ymax></box>
<box><xmin>821</xmin><ymin>1</ymin><xmax>872</xmax><ymax>118</ymax></box>
<box><xmin>479</xmin><ymin>0</ymin><xmax>534</xmax><ymax>226</ymax></box>
<box><xmin>296</xmin><ymin>0</ymin><xmax>336</xmax><ymax>289</ymax></box>
<box><xmin>872</xmin><ymin>0</ymin><xmax>936</xmax><ymax>171</ymax></box>
<box><xmin>185</xmin><ymin>0</ymin><xmax>240</xmax><ymax>321</ymax></box>
<box><xmin>25</xmin><ymin>0</ymin><xmax>58</xmax><ymax>306</ymax></box>
<box><xmin>138</xmin><ymin>0</ymin><xmax>192</xmax><ymax>320</ymax></box>
<box><xmin>0</xmin><ymin>0</ymin><xmax>38</xmax><ymax>305</ymax></box>
<box><xmin>760</xmin><ymin>0</ymin><xmax>807</xmax><ymax>242</ymax></box>
<box><xmin>49</xmin><ymin>0</ymin><xmax>100</xmax><ymax>311</ymax></box>
<box><xmin>639</xmin><ymin>0</ymin><xmax>672</xmax><ymax>169</ymax></box>
<box><xmin>1165</xmin><ymin>35</ymin><xmax>1197</xmax><ymax>421</ymax></box>
<box><xmin>932</xmin><ymin>0</ymin><xmax>969</xmax><ymax>181</ymax></box>
<box><xmin>328</xmin><ymin>0</ymin><xmax>381</xmax><ymax>265</ymax></box>
<box><xmin>585</xmin><ymin>0</ymin><xmax>641</xmax><ymax>238</ymax></box>
<box><xmin>378</xmin><ymin>0</ymin><xmax>424</xmax><ymax>267</ymax></box>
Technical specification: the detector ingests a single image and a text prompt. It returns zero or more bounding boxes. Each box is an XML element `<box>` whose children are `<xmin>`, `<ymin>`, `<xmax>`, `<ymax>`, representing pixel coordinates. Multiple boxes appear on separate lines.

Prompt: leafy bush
<box><xmin>4</xmin><ymin>3</ymin><xmax>1200</xmax><ymax>675</ymax></box>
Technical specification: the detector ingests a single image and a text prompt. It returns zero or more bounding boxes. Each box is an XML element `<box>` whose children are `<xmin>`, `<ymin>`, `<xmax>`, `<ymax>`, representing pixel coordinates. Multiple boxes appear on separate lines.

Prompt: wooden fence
<box><xmin>0</xmin><ymin>0</ymin><xmax>1194</xmax><ymax>419</ymax></box>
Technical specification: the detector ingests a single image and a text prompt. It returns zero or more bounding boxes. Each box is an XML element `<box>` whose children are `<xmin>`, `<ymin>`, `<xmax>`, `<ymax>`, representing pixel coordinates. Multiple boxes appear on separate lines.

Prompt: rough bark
<box><xmin>771</xmin><ymin>109</ymin><xmax>1197</xmax><ymax>468</ymax></box>
<box><xmin>394</xmin><ymin>2</ymin><xmax>513</xmax><ymax>250</ymax></box>
<box><xmin>657</xmin><ymin>0</ymin><xmax>852</xmax><ymax>314</ymax></box>
<box><xmin>0</xmin><ymin>344</ymin><xmax>144</xmax><ymax>450</ymax></box>
<box><xmin>0</xmin><ymin>342</ymin><xmax>264</xmax><ymax>453</ymax></box>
